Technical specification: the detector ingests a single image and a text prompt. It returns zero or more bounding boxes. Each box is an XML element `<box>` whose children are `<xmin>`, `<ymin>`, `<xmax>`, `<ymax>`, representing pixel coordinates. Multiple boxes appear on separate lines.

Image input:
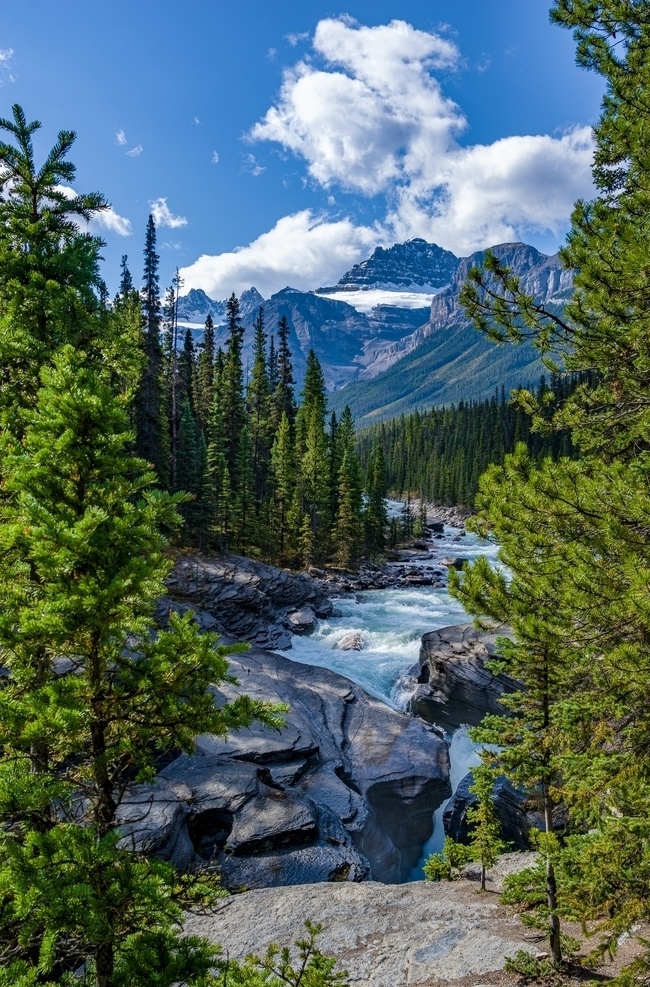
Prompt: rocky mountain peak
<box><xmin>318</xmin><ymin>239</ymin><xmax>459</xmax><ymax>293</ymax></box>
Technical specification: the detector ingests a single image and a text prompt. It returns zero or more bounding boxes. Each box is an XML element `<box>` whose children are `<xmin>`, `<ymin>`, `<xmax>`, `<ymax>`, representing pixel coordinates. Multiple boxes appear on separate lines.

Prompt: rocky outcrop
<box><xmin>121</xmin><ymin>646</ymin><xmax>451</xmax><ymax>888</ymax></box>
<box><xmin>444</xmin><ymin>772</ymin><xmax>568</xmax><ymax>850</ymax></box>
<box><xmin>408</xmin><ymin>623</ymin><xmax>519</xmax><ymax>729</ymax></box>
<box><xmin>164</xmin><ymin>554</ymin><xmax>334</xmax><ymax>650</ymax></box>
<box><xmin>185</xmin><ymin>854</ymin><xmax>540</xmax><ymax>987</ymax></box>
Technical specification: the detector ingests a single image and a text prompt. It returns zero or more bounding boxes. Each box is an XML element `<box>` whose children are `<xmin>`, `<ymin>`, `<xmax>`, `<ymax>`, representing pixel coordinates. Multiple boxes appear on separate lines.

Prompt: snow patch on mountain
<box><xmin>318</xmin><ymin>287</ymin><xmax>447</xmax><ymax>314</ymax></box>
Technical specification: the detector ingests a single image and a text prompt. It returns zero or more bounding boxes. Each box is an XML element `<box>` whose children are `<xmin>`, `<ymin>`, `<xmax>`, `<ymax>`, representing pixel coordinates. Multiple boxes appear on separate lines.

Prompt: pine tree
<box><xmin>466</xmin><ymin>765</ymin><xmax>510</xmax><ymax>892</ymax></box>
<box><xmin>363</xmin><ymin>442</ymin><xmax>388</xmax><ymax>556</ymax></box>
<box><xmin>270</xmin><ymin>412</ymin><xmax>295</xmax><ymax>557</ymax></box>
<box><xmin>194</xmin><ymin>312</ymin><xmax>215</xmax><ymax>432</ymax></box>
<box><xmin>134</xmin><ymin>215</ymin><xmax>166</xmax><ymax>480</ymax></box>
<box><xmin>0</xmin><ymin>105</ymin><xmax>108</xmax><ymax>425</ymax></box>
<box><xmin>247</xmin><ymin>306</ymin><xmax>272</xmax><ymax>511</ymax></box>
<box><xmin>295</xmin><ymin>350</ymin><xmax>330</xmax><ymax>563</ymax></box>
<box><xmin>449</xmin><ymin>3</ymin><xmax>650</xmax><ymax>971</ymax></box>
<box><xmin>221</xmin><ymin>293</ymin><xmax>246</xmax><ymax>481</ymax></box>
<box><xmin>0</xmin><ymin>346</ymin><xmax>284</xmax><ymax>986</ymax></box>
<box><xmin>270</xmin><ymin>315</ymin><xmax>296</xmax><ymax>431</ymax></box>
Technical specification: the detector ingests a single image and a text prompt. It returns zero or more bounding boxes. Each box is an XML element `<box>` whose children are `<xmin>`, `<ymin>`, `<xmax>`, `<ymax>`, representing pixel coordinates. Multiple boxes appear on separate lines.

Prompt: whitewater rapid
<box><xmin>283</xmin><ymin>518</ymin><xmax>500</xmax><ymax>878</ymax></box>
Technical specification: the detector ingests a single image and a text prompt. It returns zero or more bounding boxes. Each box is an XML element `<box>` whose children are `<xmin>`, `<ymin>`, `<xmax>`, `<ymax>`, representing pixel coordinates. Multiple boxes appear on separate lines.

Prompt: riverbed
<box><xmin>283</xmin><ymin>520</ymin><xmax>500</xmax><ymax>878</ymax></box>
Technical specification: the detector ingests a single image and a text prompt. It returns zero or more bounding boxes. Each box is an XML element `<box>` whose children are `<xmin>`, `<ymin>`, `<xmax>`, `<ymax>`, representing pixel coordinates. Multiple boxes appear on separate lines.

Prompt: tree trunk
<box><xmin>544</xmin><ymin>788</ymin><xmax>562</xmax><ymax>968</ymax></box>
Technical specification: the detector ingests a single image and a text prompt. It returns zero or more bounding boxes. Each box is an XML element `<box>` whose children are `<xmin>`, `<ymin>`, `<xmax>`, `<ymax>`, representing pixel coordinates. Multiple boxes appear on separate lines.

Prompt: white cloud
<box><xmin>150</xmin><ymin>196</ymin><xmax>188</xmax><ymax>229</ymax></box>
<box><xmin>243</xmin><ymin>153</ymin><xmax>265</xmax><ymax>177</ymax></box>
<box><xmin>92</xmin><ymin>205</ymin><xmax>132</xmax><ymax>237</ymax></box>
<box><xmin>211</xmin><ymin>150</ymin><xmax>219</xmax><ymax>165</ymax></box>
<box><xmin>162</xmin><ymin>241</ymin><xmax>183</xmax><ymax>251</ymax></box>
<box><xmin>285</xmin><ymin>31</ymin><xmax>309</xmax><ymax>46</ymax></box>
<box><xmin>248</xmin><ymin>17</ymin><xmax>594</xmax><ymax>256</ymax></box>
<box><xmin>0</xmin><ymin>48</ymin><xmax>15</xmax><ymax>85</ymax></box>
<box><xmin>193</xmin><ymin>116</ymin><xmax>202</xmax><ymax>125</ymax></box>
<box><xmin>115</xmin><ymin>129</ymin><xmax>127</xmax><ymax>146</ymax></box>
<box><xmin>180</xmin><ymin>209</ymin><xmax>381</xmax><ymax>298</ymax></box>
<box><xmin>386</xmin><ymin>127</ymin><xmax>595</xmax><ymax>256</ymax></box>
<box><xmin>126</xmin><ymin>144</ymin><xmax>143</xmax><ymax>157</ymax></box>
<box><xmin>182</xmin><ymin>17</ymin><xmax>595</xmax><ymax>298</ymax></box>
<box><xmin>55</xmin><ymin>184</ymin><xmax>132</xmax><ymax>237</ymax></box>
<box><xmin>251</xmin><ymin>18</ymin><xmax>462</xmax><ymax>196</ymax></box>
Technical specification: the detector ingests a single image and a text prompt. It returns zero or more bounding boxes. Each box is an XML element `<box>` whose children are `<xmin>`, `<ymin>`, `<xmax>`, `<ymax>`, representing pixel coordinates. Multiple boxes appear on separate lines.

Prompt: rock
<box><xmin>336</xmin><ymin>631</ymin><xmax>366</xmax><ymax>651</ymax></box>
<box><xmin>445</xmin><ymin>772</ymin><xmax>568</xmax><ymax>849</ymax></box>
<box><xmin>185</xmin><ymin>854</ymin><xmax>539</xmax><ymax>987</ymax></box>
<box><xmin>439</xmin><ymin>556</ymin><xmax>465</xmax><ymax>570</ymax></box>
<box><xmin>133</xmin><ymin>648</ymin><xmax>450</xmax><ymax>888</ymax></box>
<box><xmin>286</xmin><ymin>607</ymin><xmax>316</xmax><ymax>634</ymax></box>
<box><xmin>409</xmin><ymin>623</ymin><xmax>519</xmax><ymax>730</ymax></box>
<box><xmin>165</xmin><ymin>554</ymin><xmax>334</xmax><ymax>650</ymax></box>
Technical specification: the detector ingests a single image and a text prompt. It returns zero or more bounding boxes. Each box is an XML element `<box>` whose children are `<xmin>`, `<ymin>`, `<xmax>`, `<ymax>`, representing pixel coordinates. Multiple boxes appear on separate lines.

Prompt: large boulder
<box><xmin>409</xmin><ymin>623</ymin><xmax>519</xmax><ymax>730</ymax></box>
<box><xmin>164</xmin><ymin>554</ymin><xmax>333</xmax><ymax>650</ymax></box>
<box><xmin>126</xmin><ymin>647</ymin><xmax>451</xmax><ymax>888</ymax></box>
<box><xmin>444</xmin><ymin>771</ymin><xmax>568</xmax><ymax>849</ymax></box>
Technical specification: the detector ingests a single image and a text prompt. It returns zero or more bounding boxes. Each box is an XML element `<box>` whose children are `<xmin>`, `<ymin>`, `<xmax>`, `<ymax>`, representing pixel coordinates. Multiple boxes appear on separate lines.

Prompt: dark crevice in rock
<box><xmin>189</xmin><ymin>809</ymin><xmax>234</xmax><ymax>860</ymax></box>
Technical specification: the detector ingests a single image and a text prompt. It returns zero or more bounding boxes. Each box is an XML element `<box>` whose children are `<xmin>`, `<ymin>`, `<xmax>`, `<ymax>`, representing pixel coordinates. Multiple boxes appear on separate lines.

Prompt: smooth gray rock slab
<box><xmin>186</xmin><ymin>856</ymin><xmax>538</xmax><ymax>987</ymax></box>
<box><xmin>138</xmin><ymin>647</ymin><xmax>451</xmax><ymax>887</ymax></box>
<box><xmin>166</xmin><ymin>554</ymin><xmax>333</xmax><ymax>650</ymax></box>
<box><xmin>410</xmin><ymin>623</ymin><xmax>519</xmax><ymax>730</ymax></box>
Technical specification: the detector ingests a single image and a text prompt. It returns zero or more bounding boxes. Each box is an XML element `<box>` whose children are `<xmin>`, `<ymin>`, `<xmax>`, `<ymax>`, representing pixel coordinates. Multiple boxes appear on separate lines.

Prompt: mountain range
<box><xmin>177</xmin><ymin>238</ymin><xmax>573</xmax><ymax>424</ymax></box>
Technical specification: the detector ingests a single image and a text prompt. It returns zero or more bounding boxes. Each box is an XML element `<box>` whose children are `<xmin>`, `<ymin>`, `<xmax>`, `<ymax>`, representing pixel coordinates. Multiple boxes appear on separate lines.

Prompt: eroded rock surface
<box><xmin>124</xmin><ymin>647</ymin><xmax>450</xmax><ymax>888</ymax></box>
<box><xmin>164</xmin><ymin>554</ymin><xmax>334</xmax><ymax>649</ymax></box>
<box><xmin>408</xmin><ymin>623</ymin><xmax>519</xmax><ymax>730</ymax></box>
<box><xmin>186</xmin><ymin>855</ymin><xmax>538</xmax><ymax>987</ymax></box>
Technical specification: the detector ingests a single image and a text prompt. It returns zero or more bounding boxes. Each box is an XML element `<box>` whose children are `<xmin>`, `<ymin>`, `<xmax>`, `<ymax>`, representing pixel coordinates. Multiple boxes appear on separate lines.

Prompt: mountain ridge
<box><xmin>177</xmin><ymin>238</ymin><xmax>572</xmax><ymax>415</ymax></box>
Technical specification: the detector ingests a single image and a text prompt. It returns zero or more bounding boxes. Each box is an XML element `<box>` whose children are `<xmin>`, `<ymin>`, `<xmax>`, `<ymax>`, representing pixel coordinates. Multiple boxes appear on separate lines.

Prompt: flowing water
<box><xmin>283</xmin><ymin>513</ymin><xmax>501</xmax><ymax>879</ymax></box>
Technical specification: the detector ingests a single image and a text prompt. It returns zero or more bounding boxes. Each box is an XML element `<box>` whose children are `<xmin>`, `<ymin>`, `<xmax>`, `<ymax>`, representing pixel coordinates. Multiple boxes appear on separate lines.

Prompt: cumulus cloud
<box><xmin>182</xmin><ymin>17</ymin><xmax>595</xmax><ymax>297</ymax></box>
<box><xmin>251</xmin><ymin>18</ymin><xmax>462</xmax><ymax>196</ymax></box>
<box><xmin>126</xmin><ymin>144</ymin><xmax>143</xmax><ymax>157</ymax></box>
<box><xmin>115</xmin><ymin>129</ymin><xmax>127</xmax><ymax>145</ymax></box>
<box><xmin>248</xmin><ymin>17</ymin><xmax>594</xmax><ymax>256</ymax></box>
<box><xmin>150</xmin><ymin>197</ymin><xmax>188</xmax><ymax>229</ymax></box>
<box><xmin>180</xmin><ymin>209</ymin><xmax>381</xmax><ymax>298</ymax></box>
<box><xmin>92</xmin><ymin>205</ymin><xmax>132</xmax><ymax>237</ymax></box>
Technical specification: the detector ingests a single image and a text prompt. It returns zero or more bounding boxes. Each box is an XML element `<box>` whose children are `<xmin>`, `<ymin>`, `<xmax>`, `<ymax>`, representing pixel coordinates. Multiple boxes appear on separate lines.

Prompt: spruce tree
<box><xmin>135</xmin><ymin>215</ymin><xmax>166</xmax><ymax>480</ymax></box>
<box><xmin>247</xmin><ymin>306</ymin><xmax>272</xmax><ymax>511</ymax></box>
<box><xmin>451</xmin><ymin>2</ymin><xmax>650</xmax><ymax>970</ymax></box>
<box><xmin>0</xmin><ymin>346</ymin><xmax>284</xmax><ymax>986</ymax></box>
<box><xmin>270</xmin><ymin>315</ymin><xmax>296</xmax><ymax>431</ymax></box>
<box><xmin>0</xmin><ymin>105</ymin><xmax>108</xmax><ymax>425</ymax></box>
<box><xmin>221</xmin><ymin>293</ymin><xmax>246</xmax><ymax>480</ymax></box>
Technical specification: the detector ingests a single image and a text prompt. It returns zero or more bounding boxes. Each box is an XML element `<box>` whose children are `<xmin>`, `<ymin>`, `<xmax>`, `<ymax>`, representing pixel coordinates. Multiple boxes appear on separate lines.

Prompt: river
<box><xmin>284</xmin><ymin>516</ymin><xmax>501</xmax><ymax>879</ymax></box>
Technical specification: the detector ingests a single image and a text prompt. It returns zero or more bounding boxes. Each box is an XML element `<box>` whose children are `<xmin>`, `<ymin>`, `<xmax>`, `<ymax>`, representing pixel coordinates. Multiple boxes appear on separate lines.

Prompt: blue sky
<box><xmin>2</xmin><ymin>1</ymin><xmax>603</xmax><ymax>298</ymax></box>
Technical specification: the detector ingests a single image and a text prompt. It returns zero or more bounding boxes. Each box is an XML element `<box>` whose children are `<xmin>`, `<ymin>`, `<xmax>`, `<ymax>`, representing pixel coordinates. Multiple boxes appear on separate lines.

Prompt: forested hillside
<box><xmin>358</xmin><ymin>374</ymin><xmax>586</xmax><ymax>506</ymax></box>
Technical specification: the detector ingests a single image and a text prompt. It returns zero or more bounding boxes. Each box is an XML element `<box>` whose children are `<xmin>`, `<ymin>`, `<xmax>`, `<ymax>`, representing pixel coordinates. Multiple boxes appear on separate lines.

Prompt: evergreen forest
<box><xmin>357</xmin><ymin>373</ymin><xmax>589</xmax><ymax>507</ymax></box>
<box><xmin>121</xmin><ymin>231</ymin><xmax>387</xmax><ymax>567</ymax></box>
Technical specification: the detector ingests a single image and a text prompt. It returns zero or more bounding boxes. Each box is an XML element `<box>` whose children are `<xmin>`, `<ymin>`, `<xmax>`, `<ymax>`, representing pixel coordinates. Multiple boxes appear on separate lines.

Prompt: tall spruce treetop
<box><xmin>0</xmin><ymin>104</ymin><xmax>108</xmax><ymax>419</ymax></box>
<box><xmin>221</xmin><ymin>293</ymin><xmax>246</xmax><ymax>477</ymax></box>
<box><xmin>270</xmin><ymin>315</ymin><xmax>296</xmax><ymax>430</ymax></box>
<box><xmin>135</xmin><ymin>215</ymin><xmax>166</xmax><ymax>478</ymax></box>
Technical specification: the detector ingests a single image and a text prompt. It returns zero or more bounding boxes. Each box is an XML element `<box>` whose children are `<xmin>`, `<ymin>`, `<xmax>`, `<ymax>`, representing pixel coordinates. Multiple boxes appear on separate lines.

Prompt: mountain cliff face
<box><xmin>328</xmin><ymin>243</ymin><xmax>572</xmax><ymax>423</ymax></box>
<box><xmin>176</xmin><ymin>240</ymin><xmax>572</xmax><ymax>413</ymax></box>
<box><xmin>318</xmin><ymin>238</ymin><xmax>458</xmax><ymax>292</ymax></box>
